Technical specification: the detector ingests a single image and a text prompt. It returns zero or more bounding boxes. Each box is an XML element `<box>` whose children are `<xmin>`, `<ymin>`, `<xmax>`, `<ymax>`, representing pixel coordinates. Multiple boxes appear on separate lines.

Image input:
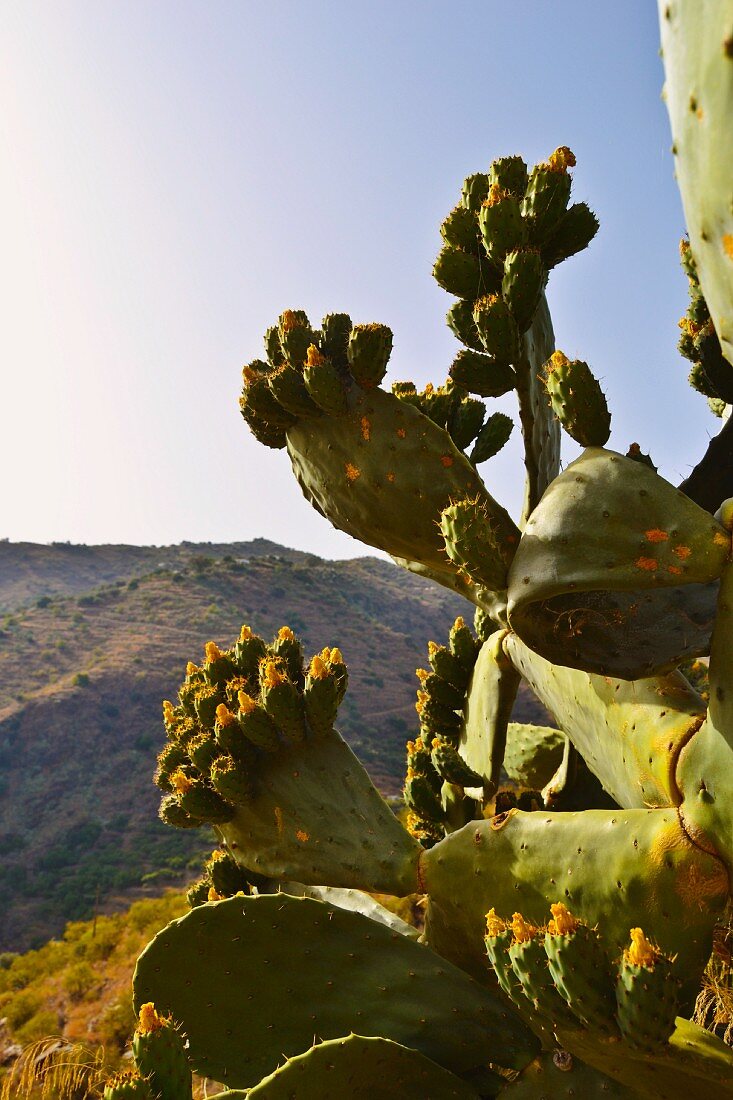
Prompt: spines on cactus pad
<box><xmin>133</xmin><ymin>894</ymin><xmax>539</xmax><ymax>1089</ymax></box>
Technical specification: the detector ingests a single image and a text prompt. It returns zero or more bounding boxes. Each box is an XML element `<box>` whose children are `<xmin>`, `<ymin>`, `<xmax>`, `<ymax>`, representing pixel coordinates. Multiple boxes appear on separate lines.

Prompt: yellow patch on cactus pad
<box><xmin>547</xmin><ymin>146</ymin><xmax>576</xmax><ymax>172</ymax></box>
<box><xmin>261</xmin><ymin>659</ymin><xmax>287</xmax><ymax>688</ymax></box>
<box><xmin>171</xmin><ymin>770</ymin><xmax>193</xmax><ymax>795</ymax></box>
<box><xmin>239</xmin><ymin>624</ymin><xmax>254</xmax><ymax>641</ymax></box>
<box><xmin>345</xmin><ymin>462</ymin><xmax>361</xmax><ymax>482</ymax></box>
<box><xmin>237</xmin><ymin>690</ymin><xmax>257</xmax><ymax>714</ymax></box>
<box><xmin>278</xmin><ymin>626</ymin><xmax>295</xmax><ymax>642</ymax></box>
<box><xmin>309</xmin><ymin>654</ymin><xmax>328</xmax><ymax>679</ymax></box>
<box><xmin>205</xmin><ymin>641</ymin><xmax>222</xmax><ymax>663</ymax></box>
<box><xmin>306</xmin><ymin>343</ymin><xmax>326</xmax><ymax>367</ymax></box>
<box><xmin>215</xmin><ymin>703</ymin><xmax>237</xmax><ymax>726</ymax></box>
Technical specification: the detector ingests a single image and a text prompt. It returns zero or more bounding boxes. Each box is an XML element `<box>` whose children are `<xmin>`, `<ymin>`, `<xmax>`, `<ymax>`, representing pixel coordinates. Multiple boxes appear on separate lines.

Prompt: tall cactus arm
<box><xmin>420</xmin><ymin>807</ymin><xmax>728</xmax><ymax>1005</ymax></box>
<box><xmin>659</xmin><ymin>0</ymin><xmax>733</xmax><ymax>367</ymax></box>
<box><xmin>514</xmin><ymin>293</ymin><xmax>560</xmax><ymax>524</ymax></box>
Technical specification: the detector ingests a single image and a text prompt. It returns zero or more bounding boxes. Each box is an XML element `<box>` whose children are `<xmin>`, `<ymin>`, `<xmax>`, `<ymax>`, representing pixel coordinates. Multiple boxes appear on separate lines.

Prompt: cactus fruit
<box><xmin>131</xmin><ymin>1003</ymin><xmax>193</xmax><ymax>1100</ymax></box>
<box><xmin>103</xmin><ymin>1075</ymin><xmax>154</xmax><ymax>1100</ymax></box>
<box><xmin>114</xmin><ymin>28</ymin><xmax>733</xmax><ymax>1097</ymax></box>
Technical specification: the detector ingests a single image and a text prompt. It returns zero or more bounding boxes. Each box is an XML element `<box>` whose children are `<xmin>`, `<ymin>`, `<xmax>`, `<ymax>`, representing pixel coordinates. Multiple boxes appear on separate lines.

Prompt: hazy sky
<box><xmin>0</xmin><ymin>2</ymin><xmax>709</xmax><ymax>558</ymax></box>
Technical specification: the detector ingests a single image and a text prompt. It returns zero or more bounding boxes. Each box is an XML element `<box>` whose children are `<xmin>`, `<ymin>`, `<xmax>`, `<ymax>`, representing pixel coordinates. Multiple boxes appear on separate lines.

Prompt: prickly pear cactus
<box><xmin>120</xmin><ymin>12</ymin><xmax>733</xmax><ymax>1098</ymax></box>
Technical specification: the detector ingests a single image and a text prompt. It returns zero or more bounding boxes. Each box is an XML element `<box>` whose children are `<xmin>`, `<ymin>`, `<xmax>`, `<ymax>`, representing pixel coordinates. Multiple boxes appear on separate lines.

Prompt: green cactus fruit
<box><xmin>175</xmin><ymin>776</ymin><xmax>236</xmax><ymax>824</ymax></box>
<box><xmin>347</xmin><ymin>322</ymin><xmax>393</xmax><ymax>388</ymax></box>
<box><xmin>448</xmin><ymin>615</ymin><xmax>479</xmax><ymax>669</ymax></box>
<box><xmin>303</xmin><ymin>648</ymin><xmax>344</xmax><ymax>736</ymax></box>
<box><xmin>488</xmin><ymin>154</ymin><xmax>528</xmax><ymax>198</ymax></box>
<box><xmin>659</xmin><ymin>3</ymin><xmax>733</xmax><ymax>366</ymax></box>
<box><xmin>259</xmin><ymin>659</ymin><xmax>307</xmax><ymax>743</ymax></box>
<box><xmin>507</xmin><ymin>914</ymin><xmax>576</xmax><ymax>1027</ymax></box>
<box><xmin>232</xmin><ymin>626</ymin><xmax>268</xmax><ymax>678</ymax></box>
<box><xmin>446</xmin><ymin>395</ymin><xmax>485</xmax><ymax>450</ymax></box>
<box><xmin>404</xmin><ymin>771</ymin><xmax>445</xmax><ymax>822</ymax></box>
<box><xmin>502</xmin><ymin>723</ymin><xmax>566</xmax><ymax>791</ymax></box>
<box><xmin>417</xmin><ymin>382</ymin><xmax>454</xmax><ymax>427</ymax></box>
<box><xmin>521</xmin><ymin>147</ymin><xmax>574</xmax><ymax>240</ymax></box>
<box><xmin>478</xmin><ymin>187</ymin><xmax>527</xmax><ymax>267</ymax></box>
<box><xmin>502</xmin><ymin>248</ymin><xmax>547</xmax><ymax>332</ymax></box>
<box><xmin>207</xmin><ymin>849</ymin><xmax>253</xmax><ymax>897</ymax></box>
<box><xmin>319</xmin><ymin>312</ymin><xmax>352</xmax><ymax>368</ymax></box>
<box><xmin>446</xmin><ymin>299</ymin><xmax>485</xmax><ymax>351</ymax></box>
<box><xmin>689</xmin><ymin>322</ymin><xmax>733</xmax><ymax>403</ymax></box>
<box><xmin>188</xmin><ymin>732</ymin><xmax>220</xmax><ymax>774</ymax></box>
<box><xmin>461</xmin><ymin>172</ymin><xmax>491</xmax><ymax>212</ymax></box>
<box><xmin>303</xmin><ymin>346</ymin><xmax>349</xmax><ymax>415</ymax></box>
<box><xmin>267</xmin><ymin>364</ymin><xmax>321</xmax><ymax>418</ymax></box>
<box><xmin>484</xmin><ymin>916</ymin><xmax>520</xmax><ymax>1003</ymax></box>
<box><xmin>448</xmin><ymin>348</ymin><xmax>517</xmax><ymax>397</ymax></box>
<box><xmin>541</xmin><ymin>201</ymin><xmax>600</xmax><ymax>268</ymax></box>
<box><xmin>241</xmin><ymin>362</ymin><xmax>296</xmax><ymax>428</ymax></box>
<box><xmin>236</xmin><ymin>693</ymin><xmax>281</xmax><ymax>751</ymax></box>
<box><xmin>239</xmin><ymin>400</ymin><xmax>288</xmax><ymax>450</ymax></box>
<box><xmin>264</xmin><ymin>324</ymin><xmax>283</xmax><ymax>367</ymax></box>
<box><xmin>615</xmin><ymin>928</ymin><xmax>681</xmax><ymax>1051</ymax></box>
<box><xmin>159</xmin><ymin>794</ymin><xmax>199</xmax><ymax>829</ymax></box>
<box><xmin>507</xmin><ymin>447</ymin><xmax>729</xmax><ymax>679</ymax></box>
<box><xmin>428</xmin><ymin>642</ymin><xmax>471</xmax><ymax>691</ymax></box>
<box><xmin>440</xmin><ymin>203</ymin><xmax>481</xmax><ymax>252</ymax></box>
<box><xmin>625</xmin><ymin>441</ymin><xmax>657</xmax><ymax>471</ymax></box>
<box><xmin>430</xmin><ymin>737</ymin><xmax>483</xmax><ymax>787</ymax></box>
<box><xmin>440</xmin><ymin>497</ymin><xmax>517</xmax><ymax>591</ymax></box>
<box><xmin>473</xmin><ymin>295</ymin><xmax>520</xmax><ymax>362</ymax></box>
<box><xmin>213</xmin><ymin>706</ymin><xmax>256</xmax><ymax>762</ymax></box>
<box><xmin>193</xmin><ymin>684</ymin><xmax>224</xmax><ymax>728</ymax></box>
<box><xmin>202</xmin><ymin>643</ymin><xmax>237</xmax><ymax>687</ymax></box>
<box><xmin>415</xmin><ymin>668</ymin><xmax>464</xmax><ymax>710</ymax></box>
<box><xmin>103</xmin><ymin>1073</ymin><xmax>154</xmax><ymax>1100</ymax></box>
<box><xmin>270</xmin><ymin>625</ymin><xmax>304</xmax><ymax>682</ymax></box>
<box><xmin>543</xmin><ymin>350</ymin><xmax>611</xmax><ymax>447</ymax></box>
<box><xmin>406</xmin><ymin>733</ymin><xmax>439</xmax><ymax>779</ymax></box>
<box><xmin>278</xmin><ymin>309</ymin><xmax>316</xmax><ymax>368</ymax></box>
<box><xmin>134</xmin><ymin>895</ymin><xmax>538</xmax><ymax>1086</ymax></box>
<box><xmin>543</xmin><ymin>904</ymin><xmax>617</xmax><ymax>1032</ymax></box>
<box><xmin>186</xmin><ymin>877</ymin><xmax>210</xmax><ymax>907</ymax></box>
<box><xmin>154</xmin><ymin>742</ymin><xmax>188</xmax><ymax>791</ymax></box>
<box><xmin>470</xmin><ymin>412</ymin><xmax>513</xmax><ymax>465</ymax></box>
<box><xmin>433</xmin><ymin>245</ymin><xmax>486</xmax><ymax>300</ymax></box>
<box><xmin>416</xmin><ymin>691</ymin><xmax>462</xmax><ymax>737</ymax></box>
<box><xmin>210</xmin><ymin>755</ymin><xmax>255</xmax><ymax>804</ymax></box>
<box><xmin>247</xmin><ymin>1033</ymin><xmax>487</xmax><ymax>1100</ymax></box>
<box><xmin>473</xmin><ymin>606</ymin><xmax>494</xmax><ymax>642</ymax></box>
<box><xmin>131</xmin><ymin>1003</ymin><xmax>193</xmax><ymax>1100</ymax></box>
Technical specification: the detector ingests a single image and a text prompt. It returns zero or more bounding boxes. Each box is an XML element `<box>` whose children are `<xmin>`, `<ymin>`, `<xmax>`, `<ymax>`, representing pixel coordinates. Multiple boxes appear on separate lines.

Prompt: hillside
<box><xmin>0</xmin><ymin>542</ymin><xmax>549</xmax><ymax>953</ymax></box>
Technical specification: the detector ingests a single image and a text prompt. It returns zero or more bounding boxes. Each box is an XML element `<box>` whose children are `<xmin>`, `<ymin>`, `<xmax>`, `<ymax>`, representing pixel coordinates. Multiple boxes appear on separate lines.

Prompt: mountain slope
<box><xmin>0</xmin><ymin>545</ymin><xmax>549</xmax><ymax>952</ymax></box>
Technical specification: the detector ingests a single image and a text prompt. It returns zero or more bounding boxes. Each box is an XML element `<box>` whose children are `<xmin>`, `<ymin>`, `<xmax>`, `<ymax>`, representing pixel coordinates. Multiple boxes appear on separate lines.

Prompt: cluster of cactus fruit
<box><xmin>107</xmin><ymin>6</ymin><xmax>733</xmax><ymax>1097</ymax></box>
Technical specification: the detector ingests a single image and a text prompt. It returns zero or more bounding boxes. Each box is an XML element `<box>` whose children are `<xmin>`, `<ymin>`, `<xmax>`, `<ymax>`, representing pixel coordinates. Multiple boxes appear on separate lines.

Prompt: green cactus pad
<box><xmin>286</xmin><ymin>383</ymin><xmax>515</xmax><ymax>584</ymax></box>
<box><xmin>470</xmin><ymin>412</ymin><xmax>514</xmax><ymax>465</ymax></box>
<box><xmin>541</xmin><ymin>201</ymin><xmax>600</xmax><ymax>269</ymax></box>
<box><xmin>284</xmin><ymin>884</ymin><xmax>421</xmax><ymax>939</ymax></box>
<box><xmin>133</xmin><ymin>894</ymin><xmax>539</xmax><ymax>1088</ymax></box>
<box><xmin>507</xmin><ymin>447</ymin><xmax>729</xmax><ymax>678</ymax></box>
<box><xmin>303</xmin><ymin>355</ymin><xmax>349</xmax><ymax>415</ymax></box>
<box><xmin>505</xmin><ymin>633</ymin><xmax>705</xmax><ymax>810</ymax></box>
<box><xmin>246</xmin><ymin>1034</ymin><xmax>486</xmax><ymax>1099</ymax></box>
<box><xmin>677</xmin><ymin>554</ymin><xmax>733</xmax><ymax>873</ymax></box>
<box><xmin>488</xmin><ymin>155</ymin><xmax>528</xmax><ymax>197</ymax></box>
<box><xmin>447</xmin><ymin>396</ymin><xmax>486</xmax><ymax>451</ymax></box>
<box><xmin>441</xmin><ymin>204</ymin><xmax>482</xmax><ymax>252</ymax></box>
<box><xmin>513</xmin><ymin>294</ymin><xmax>560</xmax><ymax>522</ymax></box>
<box><xmin>347</xmin><ymin>323</ymin><xmax>393</xmax><ymax>389</ymax></box>
<box><xmin>449</xmin><ymin>349</ymin><xmax>517</xmax><ymax>397</ymax></box>
<box><xmin>498</xmin><ymin>1049</ymin><xmax>629</xmax><ymax>1098</ymax></box>
<box><xmin>433</xmin><ymin>245</ymin><xmax>487</xmax><ymax>301</ymax></box>
<box><xmin>502</xmin><ymin>249</ymin><xmax>547</xmax><ymax>333</ymax></box>
<box><xmin>215</xmin><ymin>726</ymin><xmax>420</xmax><ymax>894</ymax></box>
<box><xmin>521</xmin><ymin>152</ymin><xmax>573</xmax><ymax>240</ymax></box>
<box><xmin>473</xmin><ymin>295</ymin><xmax>520</xmax><ymax>361</ymax></box>
<box><xmin>508</xmin><ymin>928</ymin><xmax>576</xmax><ymax>1028</ymax></box>
<box><xmin>503</xmin><ymin>723</ymin><xmax>566</xmax><ymax>791</ymax></box>
<box><xmin>660</xmin><ymin>1</ymin><xmax>733</xmax><ymax>366</ymax></box>
<box><xmin>459</xmin><ymin>631</ymin><xmax>521</xmax><ymax>794</ymax></box>
<box><xmin>558</xmin><ymin>1016</ymin><xmax>733</xmax><ymax>1099</ymax></box>
<box><xmin>447</xmin><ymin>298</ymin><xmax>485</xmax><ymax>350</ymax></box>
<box><xmin>478</xmin><ymin>191</ymin><xmax>527</xmax><ymax>267</ymax></box>
<box><xmin>267</xmin><ymin>365</ymin><xmax>321</xmax><ymax>418</ymax></box>
<box><xmin>422</xmin><ymin>808</ymin><xmax>727</xmax><ymax>1004</ymax></box>
<box><xmin>319</xmin><ymin>312</ymin><xmax>352</xmax><ymax>367</ymax></box>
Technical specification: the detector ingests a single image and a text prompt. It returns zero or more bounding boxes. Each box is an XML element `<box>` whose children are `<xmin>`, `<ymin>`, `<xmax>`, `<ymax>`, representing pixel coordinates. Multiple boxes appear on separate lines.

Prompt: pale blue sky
<box><xmin>0</xmin><ymin>2</ymin><xmax>707</xmax><ymax>557</ymax></box>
